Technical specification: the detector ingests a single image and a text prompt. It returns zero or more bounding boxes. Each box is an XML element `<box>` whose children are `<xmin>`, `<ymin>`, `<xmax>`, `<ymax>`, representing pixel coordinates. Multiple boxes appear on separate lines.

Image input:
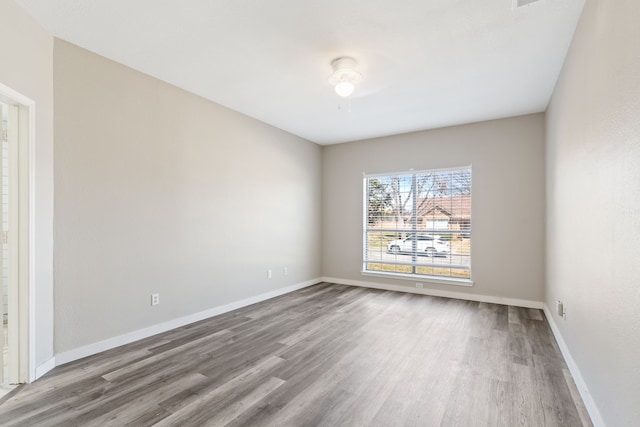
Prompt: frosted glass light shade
<box><xmin>335</xmin><ymin>81</ymin><xmax>355</xmax><ymax>97</ymax></box>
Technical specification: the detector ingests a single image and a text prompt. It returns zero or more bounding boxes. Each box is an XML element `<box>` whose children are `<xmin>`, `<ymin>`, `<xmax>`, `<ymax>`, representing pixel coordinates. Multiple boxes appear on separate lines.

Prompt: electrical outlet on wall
<box><xmin>556</xmin><ymin>300</ymin><xmax>567</xmax><ymax>319</ymax></box>
<box><xmin>151</xmin><ymin>293</ymin><xmax>160</xmax><ymax>306</ymax></box>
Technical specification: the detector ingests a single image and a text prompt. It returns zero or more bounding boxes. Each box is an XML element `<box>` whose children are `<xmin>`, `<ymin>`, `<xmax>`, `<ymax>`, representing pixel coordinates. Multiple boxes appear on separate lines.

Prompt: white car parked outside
<box><xmin>387</xmin><ymin>235</ymin><xmax>449</xmax><ymax>257</ymax></box>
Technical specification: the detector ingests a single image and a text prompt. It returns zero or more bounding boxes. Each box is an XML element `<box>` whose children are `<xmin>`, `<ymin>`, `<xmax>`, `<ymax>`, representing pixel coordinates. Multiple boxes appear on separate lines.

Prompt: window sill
<box><xmin>361</xmin><ymin>271</ymin><xmax>474</xmax><ymax>287</ymax></box>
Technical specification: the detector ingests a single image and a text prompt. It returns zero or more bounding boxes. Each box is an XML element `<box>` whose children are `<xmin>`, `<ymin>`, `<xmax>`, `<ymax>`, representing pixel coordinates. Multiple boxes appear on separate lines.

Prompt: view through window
<box><xmin>363</xmin><ymin>167</ymin><xmax>472</xmax><ymax>281</ymax></box>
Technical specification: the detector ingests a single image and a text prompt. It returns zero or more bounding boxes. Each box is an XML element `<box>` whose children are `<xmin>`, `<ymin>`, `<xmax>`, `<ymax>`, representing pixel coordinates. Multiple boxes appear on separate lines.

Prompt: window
<box><xmin>363</xmin><ymin>167</ymin><xmax>472</xmax><ymax>282</ymax></box>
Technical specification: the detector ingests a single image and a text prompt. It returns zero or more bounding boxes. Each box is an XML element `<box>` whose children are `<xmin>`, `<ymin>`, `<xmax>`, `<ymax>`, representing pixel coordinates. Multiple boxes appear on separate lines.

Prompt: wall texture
<box><xmin>0</xmin><ymin>0</ymin><xmax>54</xmax><ymax>373</ymax></box>
<box><xmin>546</xmin><ymin>0</ymin><xmax>640</xmax><ymax>425</ymax></box>
<box><xmin>323</xmin><ymin>114</ymin><xmax>546</xmax><ymax>303</ymax></box>
<box><xmin>53</xmin><ymin>40</ymin><xmax>322</xmax><ymax>355</ymax></box>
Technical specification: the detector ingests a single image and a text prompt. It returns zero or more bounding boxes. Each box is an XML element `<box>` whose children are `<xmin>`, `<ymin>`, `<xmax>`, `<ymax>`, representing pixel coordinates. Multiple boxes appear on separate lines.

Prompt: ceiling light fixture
<box><xmin>328</xmin><ymin>57</ymin><xmax>362</xmax><ymax>98</ymax></box>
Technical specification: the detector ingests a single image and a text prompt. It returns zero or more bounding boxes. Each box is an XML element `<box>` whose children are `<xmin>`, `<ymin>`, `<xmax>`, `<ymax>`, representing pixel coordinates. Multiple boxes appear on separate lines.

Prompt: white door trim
<box><xmin>0</xmin><ymin>81</ymin><xmax>35</xmax><ymax>383</ymax></box>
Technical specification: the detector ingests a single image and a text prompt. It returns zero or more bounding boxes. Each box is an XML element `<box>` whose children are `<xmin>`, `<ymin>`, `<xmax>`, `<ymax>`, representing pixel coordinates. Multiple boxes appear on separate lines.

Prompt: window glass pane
<box><xmin>364</xmin><ymin>168</ymin><xmax>471</xmax><ymax>281</ymax></box>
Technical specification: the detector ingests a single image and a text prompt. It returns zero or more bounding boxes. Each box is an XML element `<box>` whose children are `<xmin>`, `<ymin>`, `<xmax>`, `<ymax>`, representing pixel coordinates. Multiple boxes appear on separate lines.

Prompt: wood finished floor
<box><xmin>0</xmin><ymin>283</ymin><xmax>593</xmax><ymax>427</ymax></box>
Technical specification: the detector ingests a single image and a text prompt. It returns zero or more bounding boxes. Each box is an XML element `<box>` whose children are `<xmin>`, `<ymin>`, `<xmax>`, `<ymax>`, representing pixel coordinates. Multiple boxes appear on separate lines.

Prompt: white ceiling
<box><xmin>15</xmin><ymin>0</ymin><xmax>585</xmax><ymax>145</ymax></box>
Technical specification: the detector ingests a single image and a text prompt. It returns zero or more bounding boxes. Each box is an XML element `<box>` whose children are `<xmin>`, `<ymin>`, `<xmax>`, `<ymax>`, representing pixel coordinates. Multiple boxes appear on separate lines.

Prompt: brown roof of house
<box><xmin>417</xmin><ymin>195</ymin><xmax>471</xmax><ymax>220</ymax></box>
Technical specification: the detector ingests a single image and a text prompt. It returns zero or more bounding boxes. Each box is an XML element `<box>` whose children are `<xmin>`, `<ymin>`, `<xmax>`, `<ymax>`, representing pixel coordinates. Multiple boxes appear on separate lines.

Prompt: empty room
<box><xmin>0</xmin><ymin>0</ymin><xmax>638</xmax><ymax>426</ymax></box>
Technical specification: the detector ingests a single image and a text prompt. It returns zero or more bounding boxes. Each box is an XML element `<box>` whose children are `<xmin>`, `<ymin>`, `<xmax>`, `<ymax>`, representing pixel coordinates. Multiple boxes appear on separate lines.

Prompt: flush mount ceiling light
<box><xmin>328</xmin><ymin>57</ymin><xmax>362</xmax><ymax>98</ymax></box>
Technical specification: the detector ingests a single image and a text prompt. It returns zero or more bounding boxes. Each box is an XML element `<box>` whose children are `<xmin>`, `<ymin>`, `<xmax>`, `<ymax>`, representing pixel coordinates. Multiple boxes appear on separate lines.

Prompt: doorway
<box><xmin>0</xmin><ymin>94</ymin><xmax>29</xmax><ymax>396</ymax></box>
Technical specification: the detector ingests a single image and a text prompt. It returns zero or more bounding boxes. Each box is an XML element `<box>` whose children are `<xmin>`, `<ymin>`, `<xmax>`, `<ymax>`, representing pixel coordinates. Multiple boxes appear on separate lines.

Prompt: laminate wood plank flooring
<box><xmin>0</xmin><ymin>283</ymin><xmax>593</xmax><ymax>426</ymax></box>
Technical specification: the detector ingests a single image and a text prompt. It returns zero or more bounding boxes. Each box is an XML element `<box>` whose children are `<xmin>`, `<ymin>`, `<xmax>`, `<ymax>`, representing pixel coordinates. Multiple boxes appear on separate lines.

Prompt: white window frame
<box><xmin>362</xmin><ymin>167</ymin><xmax>472</xmax><ymax>286</ymax></box>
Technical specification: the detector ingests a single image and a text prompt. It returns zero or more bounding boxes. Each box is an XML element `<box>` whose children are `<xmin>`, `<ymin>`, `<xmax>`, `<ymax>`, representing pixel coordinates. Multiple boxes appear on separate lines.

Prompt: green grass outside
<box><xmin>366</xmin><ymin>263</ymin><xmax>471</xmax><ymax>279</ymax></box>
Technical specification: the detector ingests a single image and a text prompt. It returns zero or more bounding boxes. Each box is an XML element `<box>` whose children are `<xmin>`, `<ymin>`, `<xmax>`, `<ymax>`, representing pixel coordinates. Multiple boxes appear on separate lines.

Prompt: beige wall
<box><xmin>10</xmin><ymin>9</ymin><xmax>639</xmax><ymax>427</ymax></box>
<box><xmin>0</xmin><ymin>0</ymin><xmax>54</xmax><ymax>373</ymax></box>
<box><xmin>323</xmin><ymin>114</ymin><xmax>546</xmax><ymax>303</ymax></box>
<box><xmin>546</xmin><ymin>0</ymin><xmax>640</xmax><ymax>425</ymax></box>
<box><xmin>53</xmin><ymin>40</ymin><xmax>322</xmax><ymax>355</ymax></box>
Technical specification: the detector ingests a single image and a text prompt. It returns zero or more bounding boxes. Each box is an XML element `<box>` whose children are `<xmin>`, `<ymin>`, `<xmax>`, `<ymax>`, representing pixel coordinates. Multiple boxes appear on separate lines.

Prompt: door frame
<box><xmin>0</xmin><ymin>81</ymin><xmax>35</xmax><ymax>383</ymax></box>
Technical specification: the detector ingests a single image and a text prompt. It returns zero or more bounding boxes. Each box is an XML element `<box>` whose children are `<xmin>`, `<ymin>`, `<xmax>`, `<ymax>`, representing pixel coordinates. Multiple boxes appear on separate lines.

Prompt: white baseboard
<box><xmin>34</xmin><ymin>357</ymin><xmax>56</xmax><ymax>381</ymax></box>
<box><xmin>56</xmin><ymin>278</ymin><xmax>321</xmax><ymax>366</ymax></box>
<box><xmin>323</xmin><ymin>276</ymin><xmax>543</xmax><ymax>309</ymax></box>
<box><xmin>543</xmin><ymin>305</ymin><xmax>605</xmax><ymax>427</ymax></box>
